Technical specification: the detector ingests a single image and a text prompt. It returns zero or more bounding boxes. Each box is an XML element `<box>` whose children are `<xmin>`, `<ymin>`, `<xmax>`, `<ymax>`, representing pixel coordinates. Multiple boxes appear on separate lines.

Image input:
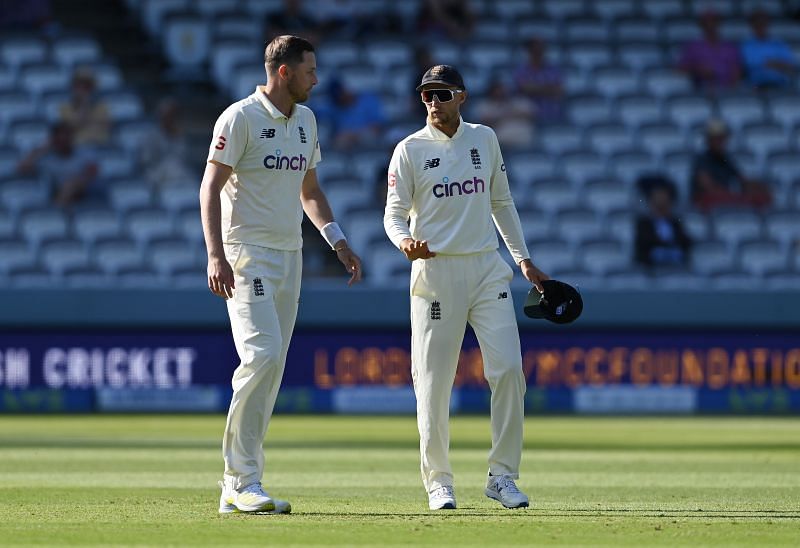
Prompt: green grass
<box><xmin>1</xmin><ymin>415</ymin><xmax>799</xmax><ymax>546</ymax></box>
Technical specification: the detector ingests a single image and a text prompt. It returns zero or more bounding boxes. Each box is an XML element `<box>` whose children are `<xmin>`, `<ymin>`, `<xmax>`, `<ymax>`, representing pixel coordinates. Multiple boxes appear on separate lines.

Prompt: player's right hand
<box><xmin>207</xmin><ymin>256</ymin><xmax>235</xmax><ymax>299</ymax></box>
<box><xmin>400</xmin><ymin>239</ymin><xmax>437</xmax><ymax>261</ymax></box>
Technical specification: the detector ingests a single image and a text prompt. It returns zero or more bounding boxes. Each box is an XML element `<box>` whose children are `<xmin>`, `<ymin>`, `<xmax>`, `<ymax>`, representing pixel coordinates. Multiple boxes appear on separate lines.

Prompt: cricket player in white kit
<box><xmin>200</xmin><ymin>35</ymin><xmax>362</xmax><ymax>514</ymax></box>
<box><xmin>384</xmin><ymin>65</ymin><xmax>549</xmax><ymax>510</ymax></box>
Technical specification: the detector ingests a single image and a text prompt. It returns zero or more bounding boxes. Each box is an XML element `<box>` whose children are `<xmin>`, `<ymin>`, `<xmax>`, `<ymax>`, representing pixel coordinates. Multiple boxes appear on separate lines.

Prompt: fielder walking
<box><xmin>200</xmin><ymin>35</ymin><xmax>362</xmax><ymax>514</ymax></box>
<box><xmin>384</xmin><ymin>65</ymin><xmax>548</xmax><ymax>510</ymax></box>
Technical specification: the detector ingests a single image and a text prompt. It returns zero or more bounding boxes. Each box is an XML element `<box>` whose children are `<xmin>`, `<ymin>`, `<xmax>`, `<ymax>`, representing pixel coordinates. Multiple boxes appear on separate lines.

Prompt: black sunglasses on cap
<box><xmin>421</xmin><ymin>88</ymin><xmax>464</xmax><ymax>103</ymax></box>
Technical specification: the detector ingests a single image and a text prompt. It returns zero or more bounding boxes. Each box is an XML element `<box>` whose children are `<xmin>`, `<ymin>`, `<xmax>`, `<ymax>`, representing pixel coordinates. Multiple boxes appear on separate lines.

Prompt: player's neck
<box><xmin>263</xmin><ymin>83</ymin><xmax>295</xmax><ymax>118</ymax></box>
<box><xmin>429</xmin><ymin>117</ymin><xmax>460</xmax><ymax>138</ymax></box>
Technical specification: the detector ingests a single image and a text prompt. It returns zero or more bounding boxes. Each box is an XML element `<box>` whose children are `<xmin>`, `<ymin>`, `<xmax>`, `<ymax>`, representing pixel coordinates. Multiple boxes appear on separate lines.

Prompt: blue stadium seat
<box><xmin>639</xmin><ymin>124</ymin><xmax>685</xmax><ymax>160</ymax></box>
<box><xmin>523</xmin><ymin>239</ymin><xmax>577</xmax><ymax>274</ymax></box>
<box><xmin>542</xmin><ymin>0</ymin><xmax>587</xmax><ymax>20</ymax></box>
<box><xmin>0</xmin><ymin>37</ymin><xmax>48</xmax><ymax>69</ymax></box>
<box><xmin>556</xmin><ymin>208</ymin><xmax>605</xmax><ymax>246</ymax></box>
<box><xmin>40</xmin><ymin>239</ymin><xmax>90</xmax><ymax>275</ymax></box>
<box><xmin>587</xmin><ymin>124</ymin><xmax>636</xmax><ymax>157</ymax></box>
<box><xmin>691</xmin><ymin>240</ymin><xmax>735</xmax><ymax>276</ymax></box>
<box><xmin>529</xmin><ymin>180</ymin><xmax>580</xmax><ymax>213</ymax></box>
<box><xmin>148</xmin><ymin>239</ymin><xmax>199</xmax><ymax>275</ymax></box>
<box><xmin>618</xmin><ymin>96</ymin><xmax>663</xmax><ymax>129</ymax></box>
<box><xmin>126</xmin><ymin>208</ymin><xmax>176</xmax><ymax>246</ymax></box>
<box><xmin>19</xmin><ymin>63</ymin><xmax>70</xmax><ymax>98</ymax></box>
<box><xmin>767</xmin><ymin>95</ymin><xmax>800</xmax><ymax>133</ymax></box>
<box><xmin>583</xmin><ymin>179</ymin><xmax>632</xmax><ymax>215</ymax></box>
<box><xmin>739</xmin><ymin>240</ymin><xmax>787</xmax><ymax>277</ymax></box>
<box><xmin>94</xmin><ymin>238</ymin><xmax>144</xmax><ymax>274</ymax></box>
<box><xmin>593</xmin><ymin>67</ymin><xmax>641</xmax><ymax>100</ymax></box>
<box><xmin>51</xmin><ymin>37</ymin><xmax>102</xmax><ymax>68</ymax></box>
<box><xmin>493</xmin><ymin>0</ymin><xmax>536</xmax><ymax>20</ymax></box>
<box><xmin>666</xmin><ymin>96</ymin><xmax>714</xmax><ymax>133</ymax></box>
<box><xmin>73</xmin><ymin>209</ymin><xmax>123</xmax><ymax>245</ymax></box>
<box><xmin>108</xmin><ymin>180</ymin><xmax>153</xmax><ymax>213</ymax></box>
<box><xmin>19</xmin><ymin>208</ymin><xmax>69</xmax><ymax>249</ymax></box>
<box><xmin>615</xmin><ymin>20</ymin><xmax>662</xmax><ymax>43</ymax></box>
<box><xmin>718</xmin><ymin>96</ymin><xmax>766</xmax><ymax>132</ymax></box>
<box><xmin>591</xmin><ymin>0</ymin><xmax>636</xmax><ymax>21</ymax></box>
<box><xmin>0</xmin><ymin>240</ymin><xmax>36</xmax><ymax>274</ymax></box>
<box><xmin>618</xmin><ymin>44</ymin><xmax>665</xmax><ymax>73</ymax></box>
<box><xmin>580</xmin><ymin>239</ymin><xmax>629</xmax><ymax>275</ymax></box>
<box><xmin>642</xmin><ymin>68</ymin><xmax>691</xmax><ymax>101</ymax></box>
<box><xmin>0</xmin><ymin>179</ymin><xmax>50</xmax><ymax>215</ymax></box>
<box><xmin>712</xmin><ymin>209</ymin><xmax>764</xmax><ymax>249</ymax></box>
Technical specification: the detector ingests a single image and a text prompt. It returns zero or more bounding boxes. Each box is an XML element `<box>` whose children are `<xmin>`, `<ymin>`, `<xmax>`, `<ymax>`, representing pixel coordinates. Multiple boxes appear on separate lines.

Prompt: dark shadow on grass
<box><xmin>293</xmin><ymin>508</ymin><xmax>800</xmax><ymax>519</ymax></box>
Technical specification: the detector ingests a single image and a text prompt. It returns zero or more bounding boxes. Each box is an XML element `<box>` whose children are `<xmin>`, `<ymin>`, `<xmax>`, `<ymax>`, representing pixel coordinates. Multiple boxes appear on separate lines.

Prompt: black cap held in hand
<box><xmin>524</xmin><ymin>280</ymin><xmax>583</xmax><ymax>324</ymax></box>
<box><xmin>416</xmin><ymin>65</ymin><xmax>466</xmax><ymax>91</ymax></box>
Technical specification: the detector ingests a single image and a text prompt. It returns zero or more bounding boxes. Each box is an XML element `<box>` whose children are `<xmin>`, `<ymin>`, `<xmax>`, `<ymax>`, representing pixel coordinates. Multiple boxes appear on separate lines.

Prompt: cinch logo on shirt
<box><xmin>263</xmin><ymin>149</ymin><xmax>307</xmax><ymax>171</ymax></box>
<box><xmin>432</xmin><ymin>176</ymin><xmax>485</xmax><ymax>198</ymax></box>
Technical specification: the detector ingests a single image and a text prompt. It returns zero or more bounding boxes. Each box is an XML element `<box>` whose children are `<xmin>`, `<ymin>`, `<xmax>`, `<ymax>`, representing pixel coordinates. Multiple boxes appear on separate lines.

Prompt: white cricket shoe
<box><xmin>218</xmin><ymin>481</ymin><xmax>292</xmax><ymax>514</ymax></box>
<box><xmin>428</xmin><ymin>485</ymin><xmax>457</xmax><ymax>510</ymax></box>
<box><xmin>485</xmin><ymin>475</ymin><xmax>529</xmax><ymax>509</ymax></box>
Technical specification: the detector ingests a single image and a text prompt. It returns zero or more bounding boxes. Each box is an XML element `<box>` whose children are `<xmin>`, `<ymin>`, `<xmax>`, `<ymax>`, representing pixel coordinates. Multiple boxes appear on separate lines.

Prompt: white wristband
<box><xmin>320</xmin><ymin>222</ymin><xmax>347</xmax><ymax>250</ymax></box>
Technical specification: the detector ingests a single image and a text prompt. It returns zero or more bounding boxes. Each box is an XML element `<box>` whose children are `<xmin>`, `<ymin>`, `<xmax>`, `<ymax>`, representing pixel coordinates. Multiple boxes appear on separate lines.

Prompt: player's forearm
<box><xmin>199</xmin><ymin>183</ymin><xmax>225</xmax><ymax>260</ymax></box>
<box><xmin>383</xmin><ymin>207</ymin><xmax>413</xmax><ymax>249</ymax></box>
<box><xmin>492</xmin><ymin>204</ymin><xmax>530</xmax><ymax>264</ymax></box>
<box><xmin>300</xmin><ymin>186</ymin><xmax>335</xmax><ymax>230</ymax></box>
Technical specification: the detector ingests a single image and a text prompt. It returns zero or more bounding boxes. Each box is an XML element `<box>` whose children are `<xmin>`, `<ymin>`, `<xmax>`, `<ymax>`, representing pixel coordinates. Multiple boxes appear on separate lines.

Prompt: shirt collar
<box><xmin>425</xmin><ymin>116</ymin><xmax>465</xmax><ymax>140</ymax></box>
<box><xmin>255</xmin><ymin>85</ymin><xmax>295</xmax><ymax>120</ymax></box>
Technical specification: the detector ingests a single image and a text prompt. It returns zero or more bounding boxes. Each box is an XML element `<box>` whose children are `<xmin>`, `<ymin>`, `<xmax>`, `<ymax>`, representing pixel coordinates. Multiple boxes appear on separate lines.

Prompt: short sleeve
<box><xmin>308</xmin><ymin>114</ymin><xmax>321</xmax><ymax>170</ymax></box>
<box><xmin>207</xmin><ymin>107</ymin><xmax>248</xmax><ymax>169</ymax></box>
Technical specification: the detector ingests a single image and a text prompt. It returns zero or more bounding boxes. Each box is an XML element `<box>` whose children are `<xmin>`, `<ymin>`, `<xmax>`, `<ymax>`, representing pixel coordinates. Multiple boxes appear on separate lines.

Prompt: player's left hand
<box><xmin>336</xmin><ymin>246</ymin><xmax>363</xmax><ymax>286</ymax></box>
<box><xmin>520</xmin><ymin>259</ymin><xmax>549</xmax><ymax>293</ymax></box>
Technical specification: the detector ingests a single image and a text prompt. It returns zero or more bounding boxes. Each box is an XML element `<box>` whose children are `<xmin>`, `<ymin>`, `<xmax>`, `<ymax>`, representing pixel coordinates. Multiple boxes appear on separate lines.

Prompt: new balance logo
<box><xmin>298</xmin><ymin>126</ymin><xmax>307</xmax><ymax>143</ymax></box>
<box><xmin>260</xmin><ymin>128</ymin><xmax>275</xmax><ymax>139</ymax></box>
<box><xmin>498</xmin><ymin>292</ymin><xmax>508</xmax><ymax>300</ymax></box>
<box><xmin>423</xmin><ymin>158</ymin><xmax>440</xmax><ymax>170</ymax></box>
<box><xmin>470</xmin><ymin>148</ymin><xmax>482</xmax><ymax>169</ymax></box>
<box><xmin>253</xmin><ymin>278</ymin><xmax>264</xmax><ymax>297</ymax></box>
<box><xmin>430</xmin><ymin>300</ymin><xmax>441</xmax><ymax>320</ymax></box>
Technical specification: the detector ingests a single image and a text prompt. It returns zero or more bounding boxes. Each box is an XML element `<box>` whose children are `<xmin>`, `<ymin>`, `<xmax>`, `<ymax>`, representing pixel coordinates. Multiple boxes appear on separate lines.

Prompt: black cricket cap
<box><xmin>416</xmin><ymin>64</ymin><xmax>465</xmax><ymax>91</ymax></box>
<box><xmin>523</xmin><ymin>280</ymin><xmax>583</xmax><ymax>324</ymax></box>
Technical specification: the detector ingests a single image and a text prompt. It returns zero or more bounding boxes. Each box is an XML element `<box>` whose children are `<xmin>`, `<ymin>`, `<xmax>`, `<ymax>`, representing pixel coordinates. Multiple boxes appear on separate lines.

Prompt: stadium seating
<box><xmin>2</xmin><ymin>0</ymin><xmax>799</xmax><ymax>290</ymax></box>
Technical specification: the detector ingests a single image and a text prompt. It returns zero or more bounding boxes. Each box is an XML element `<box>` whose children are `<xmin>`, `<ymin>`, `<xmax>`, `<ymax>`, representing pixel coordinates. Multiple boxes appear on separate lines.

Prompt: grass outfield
<box><xmin>1</xmin><ymin>416</ymin><xmax>799</xmax><ymax>546</ymax></box>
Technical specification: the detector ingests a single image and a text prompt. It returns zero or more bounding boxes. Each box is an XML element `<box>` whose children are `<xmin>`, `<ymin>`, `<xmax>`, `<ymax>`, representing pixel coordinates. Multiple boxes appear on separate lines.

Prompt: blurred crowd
<box><xmin>8</xmin><ymin>0</ymin><xmax>799</xmax><ymax>279</ymax></box>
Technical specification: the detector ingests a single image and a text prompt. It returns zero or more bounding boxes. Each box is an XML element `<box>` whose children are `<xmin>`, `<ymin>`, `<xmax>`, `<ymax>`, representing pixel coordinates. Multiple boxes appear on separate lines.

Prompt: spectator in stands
<box><xmin>634</xmin><ymin>175</ymin><xmax>692</xmax><ymax>269</ymax></box>
<box><xmin>741</xmin><ymin>10</ymin><xmax>797</xmax><ymax>89</ymax></box>
<box><xmin>415</xmin><ymin>0</ymin><xmax>475</xmax><ymax>42</ymax></box>
<box><xmin>59</xmin><ymin>67</ymin><xmax>110</xmax><ymax>147</ymax></box>
<box><xmin>17</xmin><ymin>122</ymin><xmax>99</xmax><ymax>208</ymax></box>
<box><xmin>690</xmin><ymin>119</ymin><xmax>772</xmax><ymax>211</ymax></box>
<box><xmin>678</xmin><ymin>10</ymin><xmax>742</xmax><ymax>92</ymax></box>
<box><xmin>513</xmin><ymin>38</ymin><xmax>564</xmax><ymax>123</ymax></box>
<box><xmin>263</xmin><ymin>0</ymin><xmax>320</xmax><ymax>44</ymax></box>
<box><xmin>472</xmin><ymin>79</ymin><xmax>536</xmax><ymax>149</ymax></box>
<box><xmin>316</xmin><ymin>77</ymin><xmax>386</xmax><ymax>151</ymax></box>
<box><xmin>140</xmin><ymin>98</ymin><xmax>194</xmax><ymax>186</ymax></box>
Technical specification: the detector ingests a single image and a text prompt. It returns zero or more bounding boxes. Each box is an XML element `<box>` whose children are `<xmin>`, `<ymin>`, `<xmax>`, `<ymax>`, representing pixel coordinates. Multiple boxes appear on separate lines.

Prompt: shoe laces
<box><xmin>430</xmin><ymin>485</ymin><xmax>454</xmax><ymax>499</ymax></box>
<box><xmin>240</xmin><ymin>482</ymin><xmax>269</xmax><ymax>497</ymax></box>
<box><xmin>494</xmin><ymin>475</ymin><xmax>521</xmax><ymax>494</ymax></box>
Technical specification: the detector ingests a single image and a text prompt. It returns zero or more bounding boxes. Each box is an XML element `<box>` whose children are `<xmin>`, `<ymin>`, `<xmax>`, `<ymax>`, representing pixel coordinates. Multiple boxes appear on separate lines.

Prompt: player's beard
<box><xmin>288</xmin><ymin>74</ymin><xmax>310</xmax><ymax>103</ymax></box>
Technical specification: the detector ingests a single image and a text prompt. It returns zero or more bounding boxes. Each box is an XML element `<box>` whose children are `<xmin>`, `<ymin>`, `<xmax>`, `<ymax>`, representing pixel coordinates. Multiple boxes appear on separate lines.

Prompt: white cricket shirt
<box><xmin>207</xmin><ymin>86</ymin><xmax>321</xmax><ymax>250</ymax></box>
<box><xmin>384</xmin><ymin>118</ymin><xmax>530</xmax><ymax>263</ymax></box>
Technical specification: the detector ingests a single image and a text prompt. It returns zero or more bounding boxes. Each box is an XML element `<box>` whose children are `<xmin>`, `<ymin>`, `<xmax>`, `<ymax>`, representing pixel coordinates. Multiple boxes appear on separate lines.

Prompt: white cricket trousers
<box><xmin>410</xmin><ymin>251</ymin><xmax>526</xmax><ymax>493</ymax></box>
<box><xmin>221</xmin><ymin>243</ymin><xmax>301</xmax><ymax>491</ymax></box>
